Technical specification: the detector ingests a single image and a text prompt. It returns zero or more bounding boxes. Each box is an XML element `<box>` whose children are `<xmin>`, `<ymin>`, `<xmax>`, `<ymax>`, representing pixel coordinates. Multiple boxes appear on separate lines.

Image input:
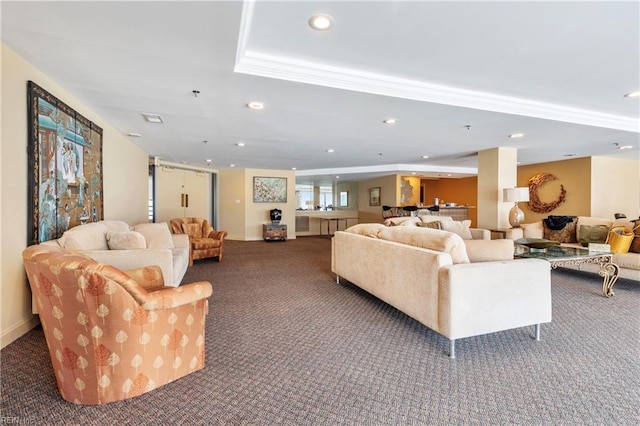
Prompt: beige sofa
<box><xmin>41</xmin><ymin>220</ymin><xmax>189</xmax><ymax>287</ymax></box>
<box><xmin>505</xmin><ymin>216</ymin><xmax>640</xmax><ymax>281</ymax></box>
<box><xmin>331</xmin><ymin>224</ymin><xmax>552</xmax><ymax>358</ymax></box>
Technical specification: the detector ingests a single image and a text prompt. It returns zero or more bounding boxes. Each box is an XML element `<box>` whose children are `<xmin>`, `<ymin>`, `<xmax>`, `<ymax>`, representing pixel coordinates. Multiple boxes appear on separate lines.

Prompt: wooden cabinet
<box><xmin>263</xmin><ymin>224</ymin><xmax>287</xmax><ymax>241</ymax></box>
<box><xmin>155</xmin><ymin>166</ymin><xmax>210</xmax><ymax>223</ymax></box>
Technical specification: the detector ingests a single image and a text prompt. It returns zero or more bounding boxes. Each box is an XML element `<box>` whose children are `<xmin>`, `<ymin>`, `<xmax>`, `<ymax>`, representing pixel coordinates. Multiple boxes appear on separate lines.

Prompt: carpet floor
<box><xmin>1</xmin><ymin>236</ymin><xmax>639</xmax><ymax>425</ymax></box>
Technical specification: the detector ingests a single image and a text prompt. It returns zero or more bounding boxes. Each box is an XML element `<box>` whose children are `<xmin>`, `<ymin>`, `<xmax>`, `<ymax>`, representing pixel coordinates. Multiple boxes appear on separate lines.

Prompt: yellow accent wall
<box><xmin>1</xmin><ymin>44</ymin><xmax>149</xmax><ymax>348</ymax></box>
<box><xmin>421</xmin><ymin>177</ymin><xmax>478</xmax><ymax>226</ymax></box>
<box><xmin>517</xmin><ymin>157</ymin><xmax>639</xmax><ymax>223</ymax></box>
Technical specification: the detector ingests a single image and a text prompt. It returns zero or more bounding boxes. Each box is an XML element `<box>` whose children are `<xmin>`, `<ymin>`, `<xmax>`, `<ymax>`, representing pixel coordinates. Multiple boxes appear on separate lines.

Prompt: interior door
<box><xmin>183</xmin><ymin>170</ymin><xmax>210</xmax><ymax>219</ymax></box>
<box><xmin>155</xmin><ymin>166</ymin><xmax>187</xmax><ymax>223</ymax></box>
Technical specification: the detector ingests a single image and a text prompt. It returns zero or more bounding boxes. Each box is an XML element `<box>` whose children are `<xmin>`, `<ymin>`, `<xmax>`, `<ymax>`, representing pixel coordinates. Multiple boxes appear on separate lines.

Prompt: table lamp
<box><xmin>503</xmin><ymin>187</ymin><xmax>530</xmax><ymax>228</ymax></box>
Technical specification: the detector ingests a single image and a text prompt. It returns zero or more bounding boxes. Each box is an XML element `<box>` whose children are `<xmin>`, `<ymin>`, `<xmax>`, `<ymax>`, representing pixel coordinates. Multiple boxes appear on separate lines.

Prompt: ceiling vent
<box><xmin>142</xmin><ymin>113</ymin><xmax>164</xmax><ymax>123</ymax></box>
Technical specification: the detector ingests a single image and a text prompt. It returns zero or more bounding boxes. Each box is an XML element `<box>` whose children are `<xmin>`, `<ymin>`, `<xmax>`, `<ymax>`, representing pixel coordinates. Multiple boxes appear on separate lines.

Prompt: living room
<box><xmin>1</xmin><ymin>1</ymin><xmax>639</xmax><ymax>424</ymax></box>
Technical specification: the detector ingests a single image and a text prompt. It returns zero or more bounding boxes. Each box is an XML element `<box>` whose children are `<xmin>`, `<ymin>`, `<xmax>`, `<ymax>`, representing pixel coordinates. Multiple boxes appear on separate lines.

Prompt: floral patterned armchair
<box><xmin>169</xmin><ymin>218</ymin><xmax>227</xmax><ymax>266</ymax></box>
<box><xmin>22</xmin><ymin>244</ymin><xmax>212</xmax><ymax>405</ymax></box>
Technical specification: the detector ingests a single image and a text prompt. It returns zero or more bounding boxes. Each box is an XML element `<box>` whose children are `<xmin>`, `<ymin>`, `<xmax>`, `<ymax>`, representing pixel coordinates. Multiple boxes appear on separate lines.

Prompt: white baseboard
<box><xmin>0</xmin><ymin>315</ymin><xmax>40</xmax><ymax>349</ymax></box>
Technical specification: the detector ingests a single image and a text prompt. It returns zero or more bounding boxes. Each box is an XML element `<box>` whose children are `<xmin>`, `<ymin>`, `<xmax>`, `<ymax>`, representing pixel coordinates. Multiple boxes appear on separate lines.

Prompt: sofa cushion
<box><xmin>106</xmin><ymin>231</ymin><xmax>146</xmax><ymax>250</ymax></box>
<box><xmin>377</xmin><ymin>226</ymin><xmax>470</xmax><ymax>264</ymax></box>
<box><xmin>100</xmin><ymin>220</ymin><xmax>132</xmax><ymax>233</ymax></box>
<box><xmin>192</xmin><ymin>238</ymin><xmax>222</xmax><ymax>250</ymax></box>
<box><xmin>417</xmin><ymin>220</ymin><xmax>442</xmax><ymax>230</ymax></box>
<box><xmin>439</xmin><ymin>220</ymin><xmax>473</xmax><ymax>240</ymax></box>
<box><xmin>629</xmin><ymin>219</ymin><xmax>640</xmax><ymax>254</ymax></box>
<box><xmin>575</xmin><ymin>217</ymin><xmax>612</xmax><ymax>242</ymax></box>
<box><xmin>345</xmin><ymin>223</ymin><xmax>386</xmax><ymax>238</ymax></box>
<box><xmin>132</xmin><ymin>223</ymin><xmax>174</xmax><ymax>249</ymax></box>
<box><xmin>181</xmin><ymin>222</ymin><xmax>203</xmax><ymax>239</ymax></box>
<box><xmin>578</xmin><ymin>224</ymin><xmax>609</xmax><ymax>247</ymax></box>
<box><xmin>384</xmin><ymin>216</ymin><xmax>420</xmax><ymax>226</ymax></box>
<box><xmin>543</xmin><ymin>216</ymin><xmax>577</xmax><ymax>243</ymax></box>
<box><xmin>419</xmin><ymin>216</ymin><xmax>453</xmax><ymax>224</ymax></box>
<box><xmin>58</xmin><ymin>222</ymin><xmax>109</xmax><ymax>250</ymax></box>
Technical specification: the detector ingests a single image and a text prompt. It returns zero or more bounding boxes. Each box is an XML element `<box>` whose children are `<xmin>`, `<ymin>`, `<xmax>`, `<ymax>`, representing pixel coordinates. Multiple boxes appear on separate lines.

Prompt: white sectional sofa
<box><xmin>331</xmin><ymin>224</ymin><xmax>552</xmax><ymax>358</ymax></box>
<box><xmin>40</xmin><ymin>220</ymin><xmax>189</xmax><ymax>287</ymax></box>
<box><xmin>505</xmin><ymin>216</ymin><xmax>640</xmax><ymax>281</ymax></box>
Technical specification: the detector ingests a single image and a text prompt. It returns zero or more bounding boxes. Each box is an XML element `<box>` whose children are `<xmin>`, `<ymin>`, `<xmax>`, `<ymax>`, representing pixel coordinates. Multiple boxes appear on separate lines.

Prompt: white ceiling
<box><xmin>2</xmin><ymin>1</ymin><xmax>638</xmax><ymax>186</ymax></box>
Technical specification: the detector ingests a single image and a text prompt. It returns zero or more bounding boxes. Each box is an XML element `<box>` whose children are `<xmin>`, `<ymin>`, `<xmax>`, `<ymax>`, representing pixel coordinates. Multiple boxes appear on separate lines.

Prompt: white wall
<box><xmin>1</xmin><ymin>44</ymin><xmax>149</xmax><ymax>348</ymax></box>
<box><xmin>591</xmin><ymin>157</ymin><xmax>639</xmax><ymax>219</ymax></box>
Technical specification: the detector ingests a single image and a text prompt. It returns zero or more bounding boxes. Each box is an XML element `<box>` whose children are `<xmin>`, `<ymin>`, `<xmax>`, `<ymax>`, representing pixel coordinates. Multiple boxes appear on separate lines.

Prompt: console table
<box><xmin>263</xmin><ymin>224</ymin><xmax>287</xmax><ymax>241</ymax></box>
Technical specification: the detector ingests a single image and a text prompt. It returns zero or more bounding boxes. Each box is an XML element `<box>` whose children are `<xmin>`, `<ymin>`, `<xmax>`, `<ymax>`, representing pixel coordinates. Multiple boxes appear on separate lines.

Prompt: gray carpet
<box><xmin>2</xmin><ymin>237</ymin><xmax>639</xmax><ymax>425</ymax></box>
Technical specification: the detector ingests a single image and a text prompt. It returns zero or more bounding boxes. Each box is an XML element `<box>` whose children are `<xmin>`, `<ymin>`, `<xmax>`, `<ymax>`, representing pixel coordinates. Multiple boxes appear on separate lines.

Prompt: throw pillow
<box><xmin>58</xmin><ymin>222</ymin><xmax>109</xmax><ymax>250</ymax></box>
<box><xmin>181</xmin><ymin>222</ymin><xmax>203</xmax><ymax>239</ymax></box>
<box><xmin>630</xmin><ymin>220</ymin><xmax>640</xmax><ymax>254</ymax></box>
<box><xmin>132</xmin><ymin>223</ymin><xmax>174</xmax><ymax>249</ymax></box>
<box><xmin>578</xmin><ymin>225</ymin><xmax>609</xmax><ymax>247</ymax></box>
<box><xmin>417</xmin><ymin>221</ymin><xmax>442</xmax><ymax>230</ymax></box>
<box><xmin>106</xmin><ymin>231</ymin><xmax>146</xmax><ymax>250</ymax></box>
<box><xmin>439</xmin><ymin>220</ymin><xmax>473</xmax><ymax>240</ymax></box>
<box><xmin>543</xmin><ymin>216</ymin><xmax>577</xmax><ymax>243</ymax></box>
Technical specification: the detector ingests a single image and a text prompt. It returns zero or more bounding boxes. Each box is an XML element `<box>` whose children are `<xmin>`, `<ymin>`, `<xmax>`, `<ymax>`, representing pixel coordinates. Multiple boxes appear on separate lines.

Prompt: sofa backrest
<box><xmin>376</xmin><ymin>226</ymin><xmax>470</xmax><ymax>264</ymax></box>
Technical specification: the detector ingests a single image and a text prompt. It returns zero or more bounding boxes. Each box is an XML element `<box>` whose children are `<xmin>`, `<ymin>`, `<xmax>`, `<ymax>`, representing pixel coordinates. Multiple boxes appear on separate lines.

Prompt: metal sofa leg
<box><xmin>449</xmin><ymin>339</ymin><xmax>456</xmax><ymax>359</ymax></box>
<box><xmin>535</xmin><ymin>324</ymin><xmax>541</xmax><ymax>341</ymax></box>
<box><xmin>336</xmin><ymin>274</ymin><xmax>340</xmax><ymax>284</ymax></box>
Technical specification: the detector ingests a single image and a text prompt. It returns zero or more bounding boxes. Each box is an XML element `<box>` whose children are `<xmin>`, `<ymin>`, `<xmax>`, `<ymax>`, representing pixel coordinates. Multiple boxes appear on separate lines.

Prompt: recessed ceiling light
<box><xmin>127</xmin><ymin>132</ymin><xmax>142</xmax><ymax>138</ymax></box>
<box><xmin>236</xmin><ymin>142</ymin><xmax>246</xmax><ymax>147</ymax></box>
<box><xmin>383</xmin><ymin>118</ymin><xmax>398</xmax><ymax>125</ymax></box>
<box><xmin>421</xmin><ymin>155</ymin><xmax>429</xmax><ymax>159</ymax></box>
<box><xmin>326</xmin><ymin>149</ymin><xmax>335</xmax><ymax>153</ymax></box>
<box><xmin>618</xmin><ymin>145</ymin><xmax>633</xmax><ymax>150</ymax></box>
<box><xmin>291</xmin><ymin>167</ymin><xmax>297</xmax><ymax>170</ymax></box>
<box><xmin>142</xmin><ymin>113</ymin><xmax>163</xmax><ymax>123</ymax></box>
<box><xmin>206</xmin><ymin>159</ymin><xmax>212</xmax><ymax>163</ymax></box>
<box><xmin>309</xmin><ymin>14</ymin><xmax>334</xmax><ymax>31</ymax></box>
<box><xmin>623</xmin><ymin>91</ymin><xmax>639</xmax><ymax>98</ymax></box>
<box><xmin>509</xmin><ymin>133</ymin><xmax>525</xmax><ymax>138</ymax></box>
<box><xmin>229</xmin><ymin>164</ymin><xmax>236</xmax><ymax>167</ymax></box>
<box><xmin>411</xmin><ymin>172</ymin><xmax>417</xmax><ymax>175</ymax></box>
<box><xmin>246</xmin><ymin>102</ymin><xmax>264</xmax><ymax>110</ymax></box>
<box><xmin>335</xmin><ymin>176</ymin><xmax>340</xmax><ymax>179</ymax></box>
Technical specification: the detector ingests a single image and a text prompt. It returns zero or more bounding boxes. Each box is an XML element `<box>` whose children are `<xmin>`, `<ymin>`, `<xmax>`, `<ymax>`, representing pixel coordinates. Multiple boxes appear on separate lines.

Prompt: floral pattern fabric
<box><xmin>22</xmin><ymin>244</ymin><xmax>212</xmax><ymax>405</ymax></box>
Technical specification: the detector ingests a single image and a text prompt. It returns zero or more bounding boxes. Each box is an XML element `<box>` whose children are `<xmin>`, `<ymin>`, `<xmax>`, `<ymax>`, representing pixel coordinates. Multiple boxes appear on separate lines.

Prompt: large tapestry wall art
<box><xmin>27</xmin><ymin>81</ymin><xmax>104</xmax><ymax>245</ymax></box>
<box><xmin>253</xmin><ymin>177</ymin><xmax>287</xmax><ymax>203</ymax></box>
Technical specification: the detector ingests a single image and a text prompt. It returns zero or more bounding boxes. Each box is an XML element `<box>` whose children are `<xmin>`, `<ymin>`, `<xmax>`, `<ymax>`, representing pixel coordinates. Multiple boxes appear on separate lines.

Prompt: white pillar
<box><xmin>477</xmin><ymin>147</ymin><xmax>518</xmax><ymax>230</ymax></box>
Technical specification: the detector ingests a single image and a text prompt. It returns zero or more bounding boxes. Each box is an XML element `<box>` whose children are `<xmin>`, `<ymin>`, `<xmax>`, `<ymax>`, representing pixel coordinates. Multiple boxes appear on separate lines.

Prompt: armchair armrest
<box><xmin>206</xmin><ymin>230</ymin><xmax>228</xmax><ymax>240</ymax></box>
<box><xmin>141</xmin><ymin>281</ymin><xmax>213</xmax><ymax>310</ymax></box>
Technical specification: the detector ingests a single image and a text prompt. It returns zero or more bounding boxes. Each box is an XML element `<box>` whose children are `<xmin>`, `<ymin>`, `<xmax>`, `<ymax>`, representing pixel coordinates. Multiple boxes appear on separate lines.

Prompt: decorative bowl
<box><xmin>515</xmin><ymin>238</ymin><xmax>560</xmax><ymax>249</ymax></box>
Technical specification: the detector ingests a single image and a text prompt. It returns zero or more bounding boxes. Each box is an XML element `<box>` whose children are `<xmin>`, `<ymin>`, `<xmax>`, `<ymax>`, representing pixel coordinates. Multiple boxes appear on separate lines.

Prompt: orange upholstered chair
<box><xmin>22</xmin><ymin>244</ymin><xmax>212</xmax><ymax>405</ymax></box>
<box><xmin>169</xmin><ymin>218</ymin><xmax>227</xmax><ymax>266</ymax></box>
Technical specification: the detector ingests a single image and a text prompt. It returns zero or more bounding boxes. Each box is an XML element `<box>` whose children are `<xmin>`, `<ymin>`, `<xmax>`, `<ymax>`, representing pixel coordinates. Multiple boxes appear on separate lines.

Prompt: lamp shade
<box><xmin>503</xmin><ymin>187</ymin><xmax>530</xmax><ymax>203</ymax></box>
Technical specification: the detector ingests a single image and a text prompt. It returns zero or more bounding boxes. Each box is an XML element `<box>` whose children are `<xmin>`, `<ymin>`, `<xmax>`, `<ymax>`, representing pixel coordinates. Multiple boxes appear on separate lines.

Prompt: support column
<box><xmin>477</xmin><ymin>147</ymin><xmax>518</xmax><ymax>230</ymax></box>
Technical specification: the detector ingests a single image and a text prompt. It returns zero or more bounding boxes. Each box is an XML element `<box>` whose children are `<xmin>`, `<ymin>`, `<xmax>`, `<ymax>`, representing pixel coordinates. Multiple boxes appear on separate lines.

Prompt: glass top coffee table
<box><xmin>515</xmin><ymin>239</ymin><xmax>619</xmax><ymax>297</ymax></box>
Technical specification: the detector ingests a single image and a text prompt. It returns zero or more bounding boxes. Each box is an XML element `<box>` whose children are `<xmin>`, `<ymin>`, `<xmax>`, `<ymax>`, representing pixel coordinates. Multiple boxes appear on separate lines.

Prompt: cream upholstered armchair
<box><xmin>169</xmin><ymin>218</ymin><xmax>227</xmax><ymax>266</ymax></box>
<box><xmin>22</xmin><ymin>244</ymin><xmax>212</xmax><ymax>405</ymax></box>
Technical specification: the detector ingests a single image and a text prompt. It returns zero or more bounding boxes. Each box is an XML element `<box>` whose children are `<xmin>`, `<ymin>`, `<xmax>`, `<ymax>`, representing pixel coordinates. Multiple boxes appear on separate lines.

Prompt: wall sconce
<box><xmin>503</xmin><ymin>187</ymin><xmax>530</xmax><ymax>228</ymax></box>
